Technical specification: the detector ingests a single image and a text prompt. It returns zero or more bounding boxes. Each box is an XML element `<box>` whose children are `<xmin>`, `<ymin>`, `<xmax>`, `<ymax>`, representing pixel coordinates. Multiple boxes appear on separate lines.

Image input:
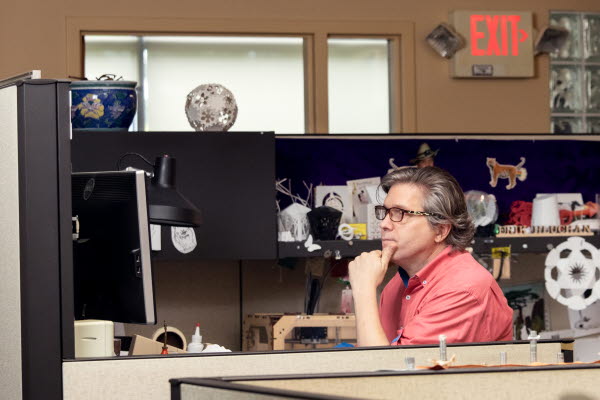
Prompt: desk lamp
<box><xmin>148</xmin><ymin>155</ymin><xmax>202</xmax><ymax>227</ymax></box>
<box><xmin>118</xmin><ymin>153</ymin><xmax>202</xmax><ymax>227</ymax></box>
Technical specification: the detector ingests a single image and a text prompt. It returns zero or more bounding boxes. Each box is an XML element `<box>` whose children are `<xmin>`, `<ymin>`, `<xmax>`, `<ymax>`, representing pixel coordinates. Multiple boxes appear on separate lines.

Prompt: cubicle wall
<box><xmin>62</xmin><ymin>341</ymin><xmax>565</xmax><ymax>400</ymax></box>
<box><xmin>276</xmin><ymin>135</ymin><xmax>600</xmax><ymax>221</ymax></box>
<box><xmin>0</xmin><ymin>80</ymin><xmax>73</xmax><ymax>400</ymax></box>
<box><xmin>171</xmin><ymin>364</ymin><xmax>600</xmax><ymax>400</ymax></box>
<box><xmin>0</xmin><ymin>82</ymin><xmax>23</xmax><ymax>400</ymax></box>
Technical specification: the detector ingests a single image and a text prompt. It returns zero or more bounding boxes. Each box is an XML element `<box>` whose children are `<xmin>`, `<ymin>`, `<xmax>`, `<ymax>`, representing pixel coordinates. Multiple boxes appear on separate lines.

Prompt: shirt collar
<box><xmin>396</xmin><ymin>245</ymin><xmax>454</xmax><ymax>285</ymax></box>
<box><xmin>397</xmin><ymin>266</ymin><xmax>410</xmax><ymax>287</ymax></box>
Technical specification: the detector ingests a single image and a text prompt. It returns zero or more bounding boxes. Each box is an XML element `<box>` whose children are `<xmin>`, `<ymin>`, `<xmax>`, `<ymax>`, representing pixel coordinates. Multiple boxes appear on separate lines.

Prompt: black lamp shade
<box><xmin>148</xmin><ymin>155</ymin><xmax>202</xmax><ymax>227</ymax></box>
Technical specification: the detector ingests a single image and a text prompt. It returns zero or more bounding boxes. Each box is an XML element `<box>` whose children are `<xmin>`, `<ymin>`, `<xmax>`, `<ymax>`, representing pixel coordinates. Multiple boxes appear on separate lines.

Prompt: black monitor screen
<box><xmin>72</xmin><ymin>170</ymin><xmax>156</xmax><ymax>324</ymax></box>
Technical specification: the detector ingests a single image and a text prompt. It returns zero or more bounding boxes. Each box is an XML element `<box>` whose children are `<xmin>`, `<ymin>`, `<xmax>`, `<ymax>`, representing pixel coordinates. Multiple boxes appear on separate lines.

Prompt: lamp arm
<box><xmin>116</xmin><ymin>152</ymin><xmax>155</xmax><ymax>172</ymax></box>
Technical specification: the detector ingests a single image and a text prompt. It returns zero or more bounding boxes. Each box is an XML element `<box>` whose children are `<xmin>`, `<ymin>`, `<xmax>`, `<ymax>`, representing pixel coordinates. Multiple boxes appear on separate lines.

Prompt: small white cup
<box><xmin>531</xmin><ymin>194</ymin><xmax>561</xmax><ymax>226</ymax></box>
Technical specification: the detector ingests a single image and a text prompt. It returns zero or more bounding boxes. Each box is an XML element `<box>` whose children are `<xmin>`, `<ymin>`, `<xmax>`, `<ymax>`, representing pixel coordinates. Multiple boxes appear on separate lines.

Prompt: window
<box><xmin>85</xmin><ymin>36</ymin><xmax>305</xmax><ymax>133</ymax></box>
<box><xmin>550</xmin><ymin>11</ymin><xmax>600</xmax><ymax>134</ymax></box>
<box><xmin>69</xmin><ymin>18</ymin><xmax>415</xmax><ymax>133</ymax></box>
<box><xmin>328</xmin><ymin>38</ymin><xmax>390</xmax><ymax>134</ymax></box>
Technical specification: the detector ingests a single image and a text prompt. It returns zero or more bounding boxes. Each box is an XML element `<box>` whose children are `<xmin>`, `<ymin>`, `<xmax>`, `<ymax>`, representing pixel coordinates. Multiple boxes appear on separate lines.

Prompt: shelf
<box><xmin>278</xmin><ymin>240</ymin><xmax>381</xmax><ymax>258</ymax></box>
<box><xmin>471</xmin><ymin>235</ymin><xmax>600</xmax><ymax>255</ymax></box>
<box><xmin>278</xmin><ymin>235</ymin><xmax>600</xmax><ymax>259</ymax></box>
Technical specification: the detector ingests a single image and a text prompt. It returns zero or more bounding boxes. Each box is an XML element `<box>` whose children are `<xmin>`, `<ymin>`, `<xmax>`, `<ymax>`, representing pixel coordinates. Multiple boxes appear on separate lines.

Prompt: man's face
<box><xmin>380</xmin><ymin>183</ymin><xmax>440</xmax><ymax>267</ymax></box>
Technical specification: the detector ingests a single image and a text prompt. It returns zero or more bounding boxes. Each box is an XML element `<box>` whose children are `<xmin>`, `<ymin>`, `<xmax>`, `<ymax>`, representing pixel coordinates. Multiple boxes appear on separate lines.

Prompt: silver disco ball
<box><xmin>185</xmin><ymin>83</ymin><xmax>238</xmax><ymax>131</ymax></box>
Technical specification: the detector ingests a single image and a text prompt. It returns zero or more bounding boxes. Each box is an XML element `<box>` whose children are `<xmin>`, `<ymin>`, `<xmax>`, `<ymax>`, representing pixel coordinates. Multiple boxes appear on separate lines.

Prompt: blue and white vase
<box><xmin>71</xmin><ymin>78</ymin><xmax>137</xmax><ymax>130</ymax></box>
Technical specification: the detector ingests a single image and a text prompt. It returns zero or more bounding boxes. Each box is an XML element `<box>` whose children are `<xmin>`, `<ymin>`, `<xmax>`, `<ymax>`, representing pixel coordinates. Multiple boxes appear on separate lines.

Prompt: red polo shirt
<box><xmin>379</xmin><ymin>246</ymin><xmax>513</xmax><ymax>345</ymax></box>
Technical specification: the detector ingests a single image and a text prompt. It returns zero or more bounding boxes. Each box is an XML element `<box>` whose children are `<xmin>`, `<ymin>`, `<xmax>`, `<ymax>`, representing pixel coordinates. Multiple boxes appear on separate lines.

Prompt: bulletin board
<box><xmin>275</xmin><ymin>136</ymin><xmax>600</xmax><ymax>223</ymax></box>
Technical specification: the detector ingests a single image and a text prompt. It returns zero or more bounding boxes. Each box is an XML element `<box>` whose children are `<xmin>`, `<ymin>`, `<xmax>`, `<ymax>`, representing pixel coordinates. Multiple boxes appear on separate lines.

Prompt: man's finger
<box><xmin>381</xmin><ymin>246</ymin><xmax>395</xmax><ymax>268</ymax></box>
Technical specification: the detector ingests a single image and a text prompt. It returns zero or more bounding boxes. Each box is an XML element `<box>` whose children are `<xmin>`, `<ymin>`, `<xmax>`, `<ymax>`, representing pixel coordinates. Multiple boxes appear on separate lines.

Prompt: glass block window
<box><xmin>550</xmin><ymin>12</ymin><xmax>600</xmax><ymax>133</ymax></box>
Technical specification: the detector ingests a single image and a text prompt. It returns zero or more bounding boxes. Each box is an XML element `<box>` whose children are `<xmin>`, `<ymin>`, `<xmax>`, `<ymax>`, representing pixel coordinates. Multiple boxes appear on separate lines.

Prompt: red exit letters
<box><xmin>470</xmin><ymin>14</ymin><xmax>528</xmax><ymax>56</ymax></box>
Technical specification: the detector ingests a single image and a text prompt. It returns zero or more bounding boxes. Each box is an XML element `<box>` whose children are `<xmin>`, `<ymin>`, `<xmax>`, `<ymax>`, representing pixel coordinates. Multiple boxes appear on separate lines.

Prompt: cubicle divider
<box><xmin>170</xmin><ymin>363</ymin><xmax>600</xmax><ymax>400</ymax></box>
<box><xmin>63</xmin><ymin>341</ymin><xmax>566</xmax><ymax>400</ymax></box>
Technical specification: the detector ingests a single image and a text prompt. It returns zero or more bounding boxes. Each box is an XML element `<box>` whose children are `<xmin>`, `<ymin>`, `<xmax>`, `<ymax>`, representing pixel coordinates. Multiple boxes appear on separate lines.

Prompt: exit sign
<box><xmin>450</xmin><ymin>10</ymin><xmax>534</xmax><ymax>78</ymax></box>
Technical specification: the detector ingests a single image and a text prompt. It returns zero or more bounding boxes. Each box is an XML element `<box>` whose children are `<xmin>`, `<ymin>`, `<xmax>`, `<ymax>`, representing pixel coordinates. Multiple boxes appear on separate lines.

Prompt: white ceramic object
<box><xmin>185</xmin><ymin>83</ymin><xmax>238</xmax><ymax>131</ymax></box>
<box><xmin>532</xmin><ymin>194</ymin><xmax>561</xmax><ymax>226</ymax></box>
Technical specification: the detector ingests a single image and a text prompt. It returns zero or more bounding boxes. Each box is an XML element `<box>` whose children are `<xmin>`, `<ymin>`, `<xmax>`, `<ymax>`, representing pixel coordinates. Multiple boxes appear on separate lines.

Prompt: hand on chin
<box><xmin>381</xmin><ymin>241</ymin><xmax>398</xmax><ymax>266</ymax></box>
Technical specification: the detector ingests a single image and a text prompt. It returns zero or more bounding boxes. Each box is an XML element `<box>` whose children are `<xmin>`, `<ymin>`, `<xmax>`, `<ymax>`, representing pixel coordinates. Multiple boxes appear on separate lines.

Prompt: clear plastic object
<box><xmin>187</xmin><ymin>323</ymin><xmax>204</xmax><ymax>353</ymax></box>
<box><xmin>464</xmin><ymin>191</ymin><xmax>498</xmax><ymax>227</ymax></box>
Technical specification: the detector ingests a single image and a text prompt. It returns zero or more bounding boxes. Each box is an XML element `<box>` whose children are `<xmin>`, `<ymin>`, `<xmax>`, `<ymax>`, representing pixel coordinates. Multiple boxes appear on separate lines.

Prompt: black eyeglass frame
<box><xmin>374</xmin><ymin>205</ymin><xmax>442</xmax><ymax>222</ymax></box>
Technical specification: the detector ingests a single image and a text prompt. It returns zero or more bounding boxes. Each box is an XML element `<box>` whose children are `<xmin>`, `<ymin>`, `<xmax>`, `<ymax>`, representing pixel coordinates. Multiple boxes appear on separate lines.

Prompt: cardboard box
<box><xmin>129</xmin><ymin>334</ymin><xmax>187</xmax><ymax>355</ymax></box>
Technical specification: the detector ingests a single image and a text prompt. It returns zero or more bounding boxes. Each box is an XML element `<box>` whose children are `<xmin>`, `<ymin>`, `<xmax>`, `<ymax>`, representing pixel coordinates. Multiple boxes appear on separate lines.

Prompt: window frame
<box><xmin>67</xmin><ymin>17</ymin><xmax>416</xmax><ymax>133</ymax></box>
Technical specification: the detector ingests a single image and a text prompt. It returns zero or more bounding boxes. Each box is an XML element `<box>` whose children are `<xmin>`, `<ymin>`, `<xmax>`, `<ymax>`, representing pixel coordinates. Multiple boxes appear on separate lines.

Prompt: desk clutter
<box><xmin>243</xmin><ymin>313</ymin><xmax>356</xmax><ymax>351</ymax></box>
<box><xmin>74</xmin><ymin>320</ymin><xmax>231</xmax><ymax>357</ymax></box>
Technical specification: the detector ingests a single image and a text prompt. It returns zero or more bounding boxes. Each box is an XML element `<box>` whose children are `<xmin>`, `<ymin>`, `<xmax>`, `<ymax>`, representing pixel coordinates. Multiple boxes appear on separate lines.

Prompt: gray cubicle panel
<box><xmin>0</xmin><ymin>80</ymin><xmax>73</xmax><ymax>400</ymax></box>
<box><xmin>170</xmin><ymin>363</ymin><xmax>600</xmax><ymax>400</ymax></box>
<box><xmin>71</xmin><ymin>130</ymin><xmax>276</xmax><ymax>260</ymax></box>
<box><xmin>172</xmin><ymin>378</ymin><xmax>348</xmax><ymax>400</ymax></box>
<box><xmin>0</xmin><ymin>78</ymin><xmax>23</xmax><ymax>400</ymax></box>
<box><xmin>62</xmin><ymin>340</ymin><xmax>569</xmax><ymax>400</ymax></box>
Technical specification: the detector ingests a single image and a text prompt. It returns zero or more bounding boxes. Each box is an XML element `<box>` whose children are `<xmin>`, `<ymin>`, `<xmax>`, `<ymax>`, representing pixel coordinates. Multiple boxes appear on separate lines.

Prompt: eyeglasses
<box><xmin>374</xmin><ymin>205</ymin><xmax>441</xmax><ymax>222</ymax></box>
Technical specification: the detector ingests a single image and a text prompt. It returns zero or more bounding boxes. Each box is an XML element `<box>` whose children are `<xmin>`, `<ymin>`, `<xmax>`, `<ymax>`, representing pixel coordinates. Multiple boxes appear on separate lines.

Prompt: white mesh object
<box><xmin>278</xmin><ymin>211</ymin><xmax>294</xmax><ymax>242</ymax></box>
<box><xmin>464</xmin><ymin>190</ymin><xmax>498</xmax><ymax>227</ymax></box>
<box><xmin>279</xmin><ymin>203</ymin><xmax>311</xmax><ymax>241</ymax></box>
<box><xmin>545</xmin><ymin>237</ymin><xmax>600</xmax><ymax>310</ymax></box>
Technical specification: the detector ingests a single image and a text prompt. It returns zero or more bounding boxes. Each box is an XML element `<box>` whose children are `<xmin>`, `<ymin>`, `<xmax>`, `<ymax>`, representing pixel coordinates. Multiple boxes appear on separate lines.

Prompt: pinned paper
<box><xmin>366</xmin><ymin>204</ymin><xmax>382</xmax><ymax>240</ymax></box>
<box><xmin>348</xmin><ymin>223</ymin><xmax>367</xmax><ymax>240</ymax></box>
<box><xmin>346</xmin><ymin>177</ymin><xmax>381</xmax><ymax>223</ymax></box>
<box><xmin>492</xmin><ymin>246</ymin><xmax>511</xmax><ymax>280</ymax></box>
<box><xmin>150</xmin><ymin>224</ymin><xmax>162</xmax><ymax>251</ymax></box>
<box><xmin>315</xmin><ymin>186</ymin><xmax>352</xmax><ymax>223</ymax></box>
<box><xmin>171</xmin><ymin>227</ymin><xmax>197</xmax><ymax>254</ymax></box>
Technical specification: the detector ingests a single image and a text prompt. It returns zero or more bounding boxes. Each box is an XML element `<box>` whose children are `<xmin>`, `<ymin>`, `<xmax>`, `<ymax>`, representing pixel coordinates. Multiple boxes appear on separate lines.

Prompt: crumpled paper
<box><xmin>202</xmin><ymin>344</ymin><xmax>231</xmax><ymax>353</ymax></box>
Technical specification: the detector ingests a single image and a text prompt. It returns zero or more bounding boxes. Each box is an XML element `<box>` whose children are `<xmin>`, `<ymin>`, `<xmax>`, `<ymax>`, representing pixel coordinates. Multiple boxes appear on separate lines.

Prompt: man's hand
<box><xmin>348</xmin><ymin>246</ymin><xmax>395</xmax><ymax>294</ymax></box>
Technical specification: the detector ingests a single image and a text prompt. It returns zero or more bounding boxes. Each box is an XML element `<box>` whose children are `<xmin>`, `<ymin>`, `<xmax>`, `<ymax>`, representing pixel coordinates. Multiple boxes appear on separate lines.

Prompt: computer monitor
<box><xmin>72</xmin><ymin>170</ymin><xmax>156</xmax><ymax>325</ymax></box>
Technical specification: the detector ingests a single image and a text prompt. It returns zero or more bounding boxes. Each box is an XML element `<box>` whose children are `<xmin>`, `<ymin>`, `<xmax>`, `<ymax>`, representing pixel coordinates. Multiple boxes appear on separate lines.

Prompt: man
<box><xmin>349</xmin><ymin>166</ymin><xmax>512</xmax><ymax>346</ymax></box>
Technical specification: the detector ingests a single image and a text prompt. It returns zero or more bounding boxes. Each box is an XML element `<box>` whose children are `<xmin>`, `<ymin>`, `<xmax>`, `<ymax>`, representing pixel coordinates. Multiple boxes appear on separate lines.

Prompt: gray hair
<box><xmin>380</xmin><ymin>166</ymin><xmax>475</xmax><ymax>251</ymax></box>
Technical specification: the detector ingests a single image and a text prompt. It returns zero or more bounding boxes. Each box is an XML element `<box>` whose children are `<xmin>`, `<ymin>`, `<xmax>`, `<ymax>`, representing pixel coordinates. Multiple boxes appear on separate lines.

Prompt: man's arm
<box><xmin>352</xmin><ymin>285</ymin><xmax>389</xmax><ymax>346</ymax></box>
<box><xmin>348</xmin><ymin>247</ymin><xmax>395</xmax><ymax>347</ymax></box>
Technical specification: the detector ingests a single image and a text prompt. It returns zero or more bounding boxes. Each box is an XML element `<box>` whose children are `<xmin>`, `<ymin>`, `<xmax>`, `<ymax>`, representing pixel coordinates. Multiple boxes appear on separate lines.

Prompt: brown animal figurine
<box><xmin>487</xmin><ymin>157</ymin><xmax>527</xmax><ymax>190</ymax></box>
